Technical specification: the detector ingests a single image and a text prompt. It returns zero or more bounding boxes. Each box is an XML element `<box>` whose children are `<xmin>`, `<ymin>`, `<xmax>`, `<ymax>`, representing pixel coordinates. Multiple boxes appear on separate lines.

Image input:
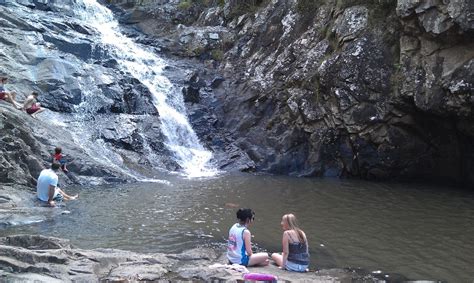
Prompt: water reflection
<box><xmin>2</xmin><ymin>174</ymin><xmax>473</xmax><ymax>282</ymax></box>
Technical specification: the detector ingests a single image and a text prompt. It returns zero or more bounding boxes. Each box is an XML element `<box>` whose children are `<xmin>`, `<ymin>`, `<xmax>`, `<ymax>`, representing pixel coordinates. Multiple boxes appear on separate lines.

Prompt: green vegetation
<box><xmin>226</xmin><ymin>0</ymin><xmax>270</xmax><ymax>19</ymax></box>
<box><xmin>296</xmin><ymin>0</ymin><xmax>325</xmax><ymax>17</ymax></box>
<box><xmin>334</xmin><ymin>0</ymin><xmax>397</xmax><ymax>25</ymax></box>
<box><xmin>210</xmin><ymin>49</ymin><xmax>224</xmax><ymax>61</ymax></box>
<box><xmin>178</xmin><ymin>0</ymin><xmax>193</xmax><ymax>10</ymax></box>
<box><xmin>335</xmin><ymin>0</ymin><xmax>396</xmax><ymax>11</ymax></box>
<box><xmin>296</xmin><ymin>0</ymin><xmax>396</xmax><ymax>25</ymax></box>
<box><xmin>178</xmin><ymin>0</ymin><xmax>225</xmax><ymax>10</ymax></box>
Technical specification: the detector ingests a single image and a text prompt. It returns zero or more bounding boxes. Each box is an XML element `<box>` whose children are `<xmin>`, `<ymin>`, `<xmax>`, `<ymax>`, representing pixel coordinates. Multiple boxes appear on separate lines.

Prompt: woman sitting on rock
<box><xmin>227</xmin><ymin>208</ymin><xmax>269</xmax><ymax>266</ymax></box>
<box><xmin>0</xmin><ymin>77</ymin><xmax>22</xmax><ymax>109</ymax></box>
<box><xmin>271</xmin><ymin>213</ymin><xmax>310</xmax><ymax>272</ymax></box>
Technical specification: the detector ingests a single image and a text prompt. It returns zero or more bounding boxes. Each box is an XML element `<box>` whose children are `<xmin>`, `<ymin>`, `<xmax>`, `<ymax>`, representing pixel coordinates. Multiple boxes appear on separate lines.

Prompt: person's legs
<box><xmin>60</xmin><ymin>161</ymin><xmax>69</xmax><ymax>173</ymax></box>
<box><xmin>271</xmin><ymin>253</ymin><xmax>283</xmax><ymax>267</ymax></box>
<box><xmin>31</xmin><ymin>107</ymin><xmax>45</xmax><ymax>118</ymax></box>
<box><xmin>248</xmin><ymin>252</ymin><xmax>269</xmax><ymax>266</ymax></box>
<box><xmin>9</xmin><ymin>92</ymin><xmax>21</xmax><ymax>108</ymax></box>
<box><xmin>56</xmin><ymin>188</ymin><xmax>78</xmax><ymax>200</ymax></box>
<box><xmin>4</xmin><ymin>92</ymin><xmax>21</xmax><ymax>109</ymax></box>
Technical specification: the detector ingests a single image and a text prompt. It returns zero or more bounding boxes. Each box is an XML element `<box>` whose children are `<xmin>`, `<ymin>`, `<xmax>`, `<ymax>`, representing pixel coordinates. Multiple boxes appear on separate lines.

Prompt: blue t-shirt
<box><xmin>37</xmin><ymin>169</ymin><xmax>59</xmax><ymax>201</ymax></box>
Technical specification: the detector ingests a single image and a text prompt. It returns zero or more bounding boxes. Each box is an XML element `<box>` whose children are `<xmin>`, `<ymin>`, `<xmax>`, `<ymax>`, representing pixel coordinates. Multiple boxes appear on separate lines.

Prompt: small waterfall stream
<box><xmin>68</xmin><ymin>0</ymin><xmax>217</xmax><ymax>177</ymax></box>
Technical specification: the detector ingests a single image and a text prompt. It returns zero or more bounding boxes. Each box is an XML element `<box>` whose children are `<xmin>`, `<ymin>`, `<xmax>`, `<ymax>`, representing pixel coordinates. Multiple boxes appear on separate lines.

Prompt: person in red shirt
<box><xmin>52</xmin><ymin>147</ymin><xmax>69</xmax><ymax>173</ymax></box>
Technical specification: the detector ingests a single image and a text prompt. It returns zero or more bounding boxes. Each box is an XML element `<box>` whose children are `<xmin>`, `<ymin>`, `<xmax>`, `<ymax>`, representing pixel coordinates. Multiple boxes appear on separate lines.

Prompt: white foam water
<box><xmin>72</xmin><ymin>0</ymin><xmax>217</xmax><ymax>178</ymax></box>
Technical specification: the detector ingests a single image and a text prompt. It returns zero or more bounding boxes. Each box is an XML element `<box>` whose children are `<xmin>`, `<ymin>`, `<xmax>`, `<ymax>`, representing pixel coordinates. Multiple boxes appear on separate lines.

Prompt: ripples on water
<box><xmin>3</xmin><ymin>174</ymin><xmax>473</xmax><ymax>282</ymax></box>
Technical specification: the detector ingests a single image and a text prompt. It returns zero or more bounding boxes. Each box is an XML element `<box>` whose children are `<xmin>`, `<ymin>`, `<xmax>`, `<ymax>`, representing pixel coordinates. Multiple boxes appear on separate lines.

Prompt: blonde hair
<box><xmin>282</xmin><ymin>213</ymin><xmax>306</xmax><ymax>244</ymax></box>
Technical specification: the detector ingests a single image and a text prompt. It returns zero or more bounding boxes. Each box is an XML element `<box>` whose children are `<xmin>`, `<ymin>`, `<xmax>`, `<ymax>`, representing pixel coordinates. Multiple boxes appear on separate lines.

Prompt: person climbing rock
<box><xmin>22</xmin><ymin>91</ymin><xmax>45</xmax><ymax>118</ymax></box>
<box><xmin>37</xmin><ymin>162</ymin><xmax>78</xmax><ymax>207</ymax></box>
<box><xmin>52</xmin><ymin>147</ymin><xmax>69</xmax><ymax>173</ymax></box>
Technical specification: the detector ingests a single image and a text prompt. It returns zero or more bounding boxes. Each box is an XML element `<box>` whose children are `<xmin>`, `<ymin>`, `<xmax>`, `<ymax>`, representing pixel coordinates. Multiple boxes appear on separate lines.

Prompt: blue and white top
<box><xmin>227</xmin><ymin>223</ymin><xmax>249</xmax><ymax>265</ymax></box>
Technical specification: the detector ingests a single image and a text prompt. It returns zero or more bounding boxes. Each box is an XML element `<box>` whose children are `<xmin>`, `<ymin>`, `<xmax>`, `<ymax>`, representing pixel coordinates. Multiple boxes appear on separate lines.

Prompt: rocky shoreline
<box><xmin>0</xmin><ymin>234</ymin><xmax>394</xmax><ymax>282</ymax></box>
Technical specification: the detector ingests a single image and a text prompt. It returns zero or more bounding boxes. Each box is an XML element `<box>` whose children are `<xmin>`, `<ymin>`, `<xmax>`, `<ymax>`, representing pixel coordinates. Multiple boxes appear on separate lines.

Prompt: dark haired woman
<box><xmin>271</xmin><ymin>213</ymin><xmax>310</xmax><ymax>272</ymax></box>
<box><xmin>227</xmin><ymin>208</ymin><xmax>269</xmax><ymax>266</ymax></box>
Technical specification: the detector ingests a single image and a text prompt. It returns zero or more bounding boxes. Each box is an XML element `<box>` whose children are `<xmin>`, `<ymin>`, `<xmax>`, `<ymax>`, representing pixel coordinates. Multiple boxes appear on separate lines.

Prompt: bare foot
<box><xmin>70</xmin><ymin>194</ymin><xmax>78</xmax><ymax>200</ymax></box>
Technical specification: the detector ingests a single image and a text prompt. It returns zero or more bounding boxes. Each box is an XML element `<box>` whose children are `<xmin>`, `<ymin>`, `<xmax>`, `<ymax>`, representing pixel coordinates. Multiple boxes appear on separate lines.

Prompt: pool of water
<box><xmin>3</xmin><ymin>173</ymin><xmax>473</xmax><ymax>282</ymax></box>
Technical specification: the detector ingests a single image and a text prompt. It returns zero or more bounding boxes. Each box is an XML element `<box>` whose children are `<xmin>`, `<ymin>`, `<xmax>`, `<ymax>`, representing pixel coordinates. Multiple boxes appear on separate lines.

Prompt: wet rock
<box><xmin>96</xmin><ymin>77</ymin><xmax>158</xmax><ymax>115</ymax></box>
<box><xmin>42</xmin><ymin>35</ymin><xmax>95</xmax><ymax>61</ymax></box>
<box><xmin>182</xmin><ymin>85</ymin><xmax>200</xmax><ymax>103</ymax></box>
<box><xmin>0</xmin><ymin>105</ymin><xmax>133</xmax><ymax>186</ymax></box>
<box><xmin>333</xmin><ymin>6</ymin><xmax>368</xmax><ymax>43</ymax></box>
<box><xmin>210</xmin><ymin>76</ymin><xmax>225</xmax><ymax>88</ymax></box>
<box><xmin>39</xmin><ymin>88</ymin><xmax>82</xmax><ymax>113</ymax></box>
<box><xmin>397</xmin><ymin>0</ymin><xmax>474</xmax><ymax>33</ymax></box>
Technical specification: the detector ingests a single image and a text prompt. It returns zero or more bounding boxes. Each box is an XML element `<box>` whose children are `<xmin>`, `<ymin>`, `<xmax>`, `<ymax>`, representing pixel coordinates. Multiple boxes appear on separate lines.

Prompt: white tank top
<box><xmin>227</xmin><ymin>223</ymin><xmax>249</xmax><ymax>265</ymax></box>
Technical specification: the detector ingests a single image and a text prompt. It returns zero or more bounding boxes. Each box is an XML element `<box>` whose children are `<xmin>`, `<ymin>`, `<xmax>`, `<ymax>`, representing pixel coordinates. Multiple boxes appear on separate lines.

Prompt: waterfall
<box><xmin>70</xmin><ymin>0</ymin><xmax>217</xmax><ymax>178</ymax></box>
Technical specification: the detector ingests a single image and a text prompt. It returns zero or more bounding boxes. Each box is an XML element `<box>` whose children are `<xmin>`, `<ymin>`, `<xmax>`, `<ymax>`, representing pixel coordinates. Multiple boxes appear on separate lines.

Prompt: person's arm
<box><xmin>281</xmin><ymin>231</ymin><xmax>290</xmax><ymax>267</ymax></box>
<box><xmin>243</xmin><ymin>230</ymin><xmax>253</xmax><ymax>256</ymax></box>
<box><xmin>47</xmin><ymin>185</ymin><xmax>56</xmax><ymax>207</ymax></box>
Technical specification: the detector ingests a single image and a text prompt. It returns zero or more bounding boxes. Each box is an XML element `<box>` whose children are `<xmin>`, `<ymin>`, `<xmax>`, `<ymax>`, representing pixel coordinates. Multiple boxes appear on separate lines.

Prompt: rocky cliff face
<box><xmin>0</xmin><ymin>0</ymin><xmax>188</xmax><ymax>187</ymax></box>
<box><xmin>1</xmin><ymin>0</ymin><xmax>472</xmax><ymax>186</ymax></box>
<box><xmin>108</xmin><ymin>0</ymin><xmax>473</xmax><ymax>185</ymax></box>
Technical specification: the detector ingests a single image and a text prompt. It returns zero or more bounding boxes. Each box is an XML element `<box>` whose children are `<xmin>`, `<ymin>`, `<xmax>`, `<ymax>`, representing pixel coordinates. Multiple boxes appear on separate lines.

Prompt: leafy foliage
<box><xmin>226</xmin><ymin>0</ymin><xmax>270</xmax><ymax>19</ymax></box>
<box><xmin>296</xmin><ymin>0</ymin><xmax>325</xmax><ymax>16</ymax></box>
<box><xmin>178</xmin><ymin>0</ymin><xmax>225</xmax><ymax>10</ymax></box>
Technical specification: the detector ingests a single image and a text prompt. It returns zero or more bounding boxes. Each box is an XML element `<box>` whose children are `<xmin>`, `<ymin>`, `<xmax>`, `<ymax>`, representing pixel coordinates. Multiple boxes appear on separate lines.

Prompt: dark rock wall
<box><xmin>1</xmin><ymin>0</ymin><xmax>472</xmax><ymax>186</ymax></box>
<box><xmin>109</xmin><ymin>0</ymin><xmax>473</xmax><ymax>185</ymax></box>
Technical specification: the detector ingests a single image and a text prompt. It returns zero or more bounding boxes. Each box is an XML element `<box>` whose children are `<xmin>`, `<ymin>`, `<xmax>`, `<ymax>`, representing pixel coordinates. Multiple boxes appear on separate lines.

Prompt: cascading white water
<box><xmin>72</xmin><ymin>0</ymin><xmax>217</xmax><ymax>177</ymax></box>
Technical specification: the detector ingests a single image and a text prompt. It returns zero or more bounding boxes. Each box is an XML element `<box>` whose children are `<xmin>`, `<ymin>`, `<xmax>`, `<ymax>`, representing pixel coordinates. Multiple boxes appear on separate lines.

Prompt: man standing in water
<box><xmin>37</xmin><ymin>162</ymin><xmax>78</xmax><ymax>207</ymax></box>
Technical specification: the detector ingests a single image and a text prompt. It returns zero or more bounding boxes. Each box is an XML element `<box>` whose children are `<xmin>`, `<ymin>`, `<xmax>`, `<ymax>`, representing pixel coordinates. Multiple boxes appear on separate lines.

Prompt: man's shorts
<box><xmin>26</xmin><ymin>104</ymin><xmax>40</xmax><ymax>114</ymax></box>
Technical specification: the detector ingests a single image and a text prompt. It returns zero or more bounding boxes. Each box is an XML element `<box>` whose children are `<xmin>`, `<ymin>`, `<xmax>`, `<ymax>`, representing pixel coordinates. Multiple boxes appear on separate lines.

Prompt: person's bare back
<box><xmin>22</xmin><ymin>92</ymin><xmax>45</xmax><ymax>118</ymax></box>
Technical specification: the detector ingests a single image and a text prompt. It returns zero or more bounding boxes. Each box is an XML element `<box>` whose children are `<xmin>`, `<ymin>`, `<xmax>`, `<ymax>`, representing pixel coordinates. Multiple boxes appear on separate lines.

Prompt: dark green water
<box><xmin>3</xmin><ymin>173</ymin><xmax>473</xmax><ymax>282</ymax></box>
